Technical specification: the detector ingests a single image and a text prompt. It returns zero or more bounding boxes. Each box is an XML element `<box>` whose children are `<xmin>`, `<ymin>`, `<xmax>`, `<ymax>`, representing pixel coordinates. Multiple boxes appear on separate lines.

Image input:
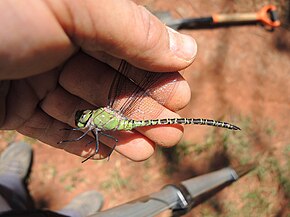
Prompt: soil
<box><xmin>0</xmin><ymin>0</ymin><xmax>289</xmax><ymax>216</ymax></box>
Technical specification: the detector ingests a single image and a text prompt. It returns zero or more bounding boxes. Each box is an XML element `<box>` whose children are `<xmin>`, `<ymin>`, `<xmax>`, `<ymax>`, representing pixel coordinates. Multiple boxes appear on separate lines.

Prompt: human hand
<box><xmin>0</xmin><ymin>0</ymin><xmax>197</xmax><ymax>161</ymax></box>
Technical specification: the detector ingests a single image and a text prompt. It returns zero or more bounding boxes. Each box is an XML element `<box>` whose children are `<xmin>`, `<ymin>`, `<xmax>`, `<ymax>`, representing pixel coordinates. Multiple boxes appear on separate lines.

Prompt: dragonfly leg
<box><xmin>92</xmin><ymin>129</ymin><xmax>100</xmax><ymax>153</ymax></box>
<box><xmin>99</xmin><ymin>132</ymin><xmax>118</xmax><ymax>160</ymax></box>
<box><xmin>81</xmin><ymin>128</ymin><xmax>100</xmax><ymax>163</ymax></box>
<box><xmin>99</xmin><ymin>132</ymin><xmax>118</xmax><ymax>143</ymax></box>
<box><xmin>58</xmin><ymin>127</ymin><xmax>92</xmax><ymax>144</ymax></box>
<box><xmin>59</xmin><ymin>127</ymin><xmax>84</xmax><ymax>131</ymax></box>
<box><xmin>82</xmin><ymin>154</ymin><xmax>94</xmax><ymax>163</ymax></box>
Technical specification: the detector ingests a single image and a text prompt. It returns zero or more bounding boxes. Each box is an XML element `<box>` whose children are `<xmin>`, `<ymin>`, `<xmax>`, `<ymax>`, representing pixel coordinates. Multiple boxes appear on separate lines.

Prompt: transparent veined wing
<box><xmin>107</xmin><ymin>60</ymin><xmax>180</xmax><ymax>120</ymax></box>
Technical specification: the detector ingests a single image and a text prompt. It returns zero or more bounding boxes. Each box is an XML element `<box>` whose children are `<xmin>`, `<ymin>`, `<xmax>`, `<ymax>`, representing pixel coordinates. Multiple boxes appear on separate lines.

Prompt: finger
<box><xmin>1</xmin><ymin>79</ymin><xmax>39</xmax><ymax>130</ymax></box>
<box><xmin>59</xmin><ymin>52</ymin><xmax>190</xmax><ymax>112</ymax></box>
<box><xmin>0</xmin><ymin>70</ymin><xmax>60</xmax><ymax>130</ymax></box>
<box><xmin>47</xmin><ymin>0</ymin><xmax>197</xmax><ymax>72</ymax></box>
<box><xmin>98</xmin><ymin>130</ymin><xmax>156</xmax><ymax>161</ymax></box>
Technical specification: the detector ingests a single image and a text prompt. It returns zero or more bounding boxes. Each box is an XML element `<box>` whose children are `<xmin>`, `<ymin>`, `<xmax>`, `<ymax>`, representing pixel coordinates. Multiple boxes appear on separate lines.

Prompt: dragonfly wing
<box><xmin>108</xmin><ymin>61</ymin><xmax>179</xmax><ymax>120</ymax></box>
<box><xmin>107</xmin><ymin>60</ymin><xmax>129</xmax><ymax>109</ymax></box>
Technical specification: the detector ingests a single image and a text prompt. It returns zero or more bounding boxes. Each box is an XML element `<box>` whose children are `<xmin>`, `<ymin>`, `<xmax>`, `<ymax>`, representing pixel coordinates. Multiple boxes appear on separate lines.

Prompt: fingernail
<box><xmin>167</xmin><ymin>27</ymin><xmax>197</xmax><ymax>61</ymax></box>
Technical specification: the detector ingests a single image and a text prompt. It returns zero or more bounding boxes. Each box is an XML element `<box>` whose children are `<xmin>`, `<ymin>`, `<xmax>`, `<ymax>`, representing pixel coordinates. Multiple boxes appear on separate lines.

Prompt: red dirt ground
<box><xmin>0</xmin><ymin>0</ymin><xmax>289</xmax><ymax>216</ymax></box>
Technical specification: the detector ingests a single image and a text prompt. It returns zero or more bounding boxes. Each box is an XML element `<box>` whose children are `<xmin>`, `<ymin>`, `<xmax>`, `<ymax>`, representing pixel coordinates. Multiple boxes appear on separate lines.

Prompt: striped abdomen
<box><xmin>125</xmin><ymin>118</ymin><xmax>240</xmax><ymax>131</ymax></box>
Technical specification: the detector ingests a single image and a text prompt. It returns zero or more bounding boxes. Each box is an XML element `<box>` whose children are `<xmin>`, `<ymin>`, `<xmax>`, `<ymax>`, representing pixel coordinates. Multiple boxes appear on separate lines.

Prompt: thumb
<box><xmin>57</xmin><ymin>0</ymin><xmax>197</xmax><ymax>71</ymax></box>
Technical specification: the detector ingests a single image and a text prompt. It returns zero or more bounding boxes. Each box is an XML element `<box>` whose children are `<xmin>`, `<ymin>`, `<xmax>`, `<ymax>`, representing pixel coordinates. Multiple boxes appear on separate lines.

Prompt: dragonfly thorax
<box><xmin>75</xmin><ymin>107</ymin><xmax>126</xmax><ymax>131</ymax></box>
<box><xmin>90</xmin><ymin>107</ymin><xmax>124</xmax><ymax>131</ymax></box>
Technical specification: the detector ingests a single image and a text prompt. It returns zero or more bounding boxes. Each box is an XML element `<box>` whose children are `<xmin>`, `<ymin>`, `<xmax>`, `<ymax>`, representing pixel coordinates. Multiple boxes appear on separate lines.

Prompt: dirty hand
<box><xmin>0</xmin><ymin>0</ymin><xmax>196</xmax><ymax>161</ymax></box>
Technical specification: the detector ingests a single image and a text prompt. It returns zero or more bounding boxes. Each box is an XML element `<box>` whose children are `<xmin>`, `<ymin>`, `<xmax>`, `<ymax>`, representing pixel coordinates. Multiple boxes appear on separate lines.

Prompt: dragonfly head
<box><xmin>75</xmin><ymin>110</ymin><xmax>92</xmax><ymax>128</ymax></box>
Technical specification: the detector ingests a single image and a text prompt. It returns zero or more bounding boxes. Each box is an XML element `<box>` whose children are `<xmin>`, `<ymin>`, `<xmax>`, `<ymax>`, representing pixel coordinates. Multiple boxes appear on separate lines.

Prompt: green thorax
<box><xmin>89</xmin><ymin>107</ymin><xmax>150</xmax><ymax>131</ymax></box>
<box><xmin>89</xmin><ymin>108</ymin><xmax>122</xmax><ymax>131</ymax></box>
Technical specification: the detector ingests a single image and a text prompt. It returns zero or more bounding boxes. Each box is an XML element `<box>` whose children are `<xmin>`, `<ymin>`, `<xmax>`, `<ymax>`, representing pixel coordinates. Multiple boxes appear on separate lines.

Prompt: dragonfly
<box><xmin>59</xmin><ymin>60</ymin><xmax>240</xmax><ymax>162</ymax></box>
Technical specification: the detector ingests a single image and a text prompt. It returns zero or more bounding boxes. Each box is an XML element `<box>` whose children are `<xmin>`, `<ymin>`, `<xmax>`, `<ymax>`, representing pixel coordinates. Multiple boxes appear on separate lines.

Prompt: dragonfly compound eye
<box><xmin>74</xmin><ymin>110</ymin><xmax>89</xmax><ymax>126</ymax></box>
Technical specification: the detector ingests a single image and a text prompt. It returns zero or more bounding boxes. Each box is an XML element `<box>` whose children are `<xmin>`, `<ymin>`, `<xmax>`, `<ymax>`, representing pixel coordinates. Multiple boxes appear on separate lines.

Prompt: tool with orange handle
<box><xmin>155</xmin><ymin>5</ymin><xmax>281</xmax><ymax>30</ymax></box>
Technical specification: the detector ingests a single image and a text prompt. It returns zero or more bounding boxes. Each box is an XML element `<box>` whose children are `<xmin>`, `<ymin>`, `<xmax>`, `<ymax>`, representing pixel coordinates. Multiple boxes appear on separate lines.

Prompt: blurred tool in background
<box><xmin>154</xmin><ymin>5</ymin><xmax>280</xmax><ymax>31</ymax></box>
